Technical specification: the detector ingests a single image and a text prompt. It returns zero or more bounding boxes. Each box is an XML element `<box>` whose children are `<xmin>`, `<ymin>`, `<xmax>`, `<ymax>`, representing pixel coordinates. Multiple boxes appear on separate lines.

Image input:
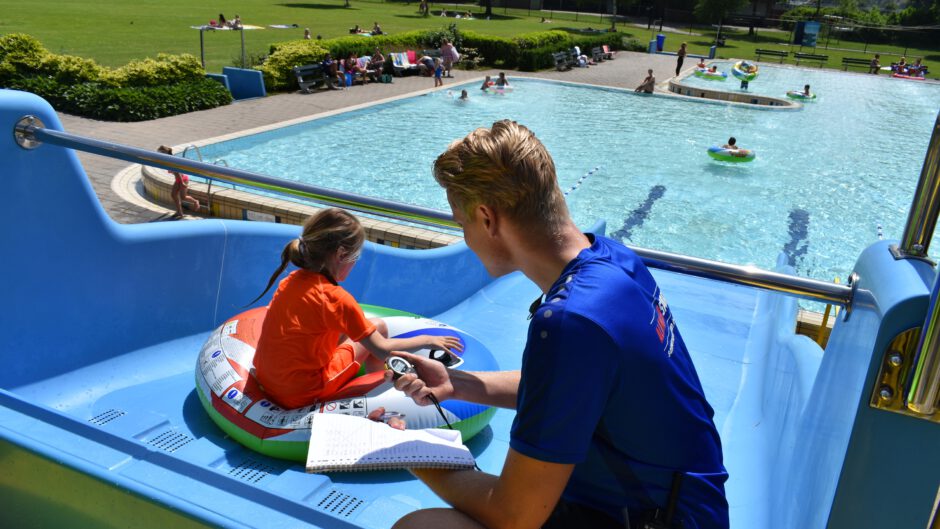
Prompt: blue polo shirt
<box><xmin>510</xmin><ymin>234</ymin><xmax>729</xmax><ymax>529</ymax></box>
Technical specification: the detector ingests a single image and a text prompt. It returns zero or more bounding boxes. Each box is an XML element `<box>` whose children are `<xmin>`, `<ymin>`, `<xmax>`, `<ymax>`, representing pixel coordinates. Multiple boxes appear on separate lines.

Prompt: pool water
<box><xmin>191</xmin><ymin>74</ymin><xmax>940</xmax><ymax>284</ymax></box>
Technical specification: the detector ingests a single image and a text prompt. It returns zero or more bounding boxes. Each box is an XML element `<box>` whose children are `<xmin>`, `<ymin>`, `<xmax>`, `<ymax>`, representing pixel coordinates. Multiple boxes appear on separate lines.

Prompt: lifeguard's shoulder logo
<box><xmin>649</xmin><ymin>290</ymin><xmax>676</xmax><ymax>357</ymax></box>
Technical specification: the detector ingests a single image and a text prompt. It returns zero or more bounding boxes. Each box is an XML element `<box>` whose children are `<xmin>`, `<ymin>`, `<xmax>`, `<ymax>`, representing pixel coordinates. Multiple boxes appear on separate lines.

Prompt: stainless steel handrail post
<box><xmin>13</xmin><ymin>117</ymin><xmax>857</xmax><ymax>310</ymax></box>
<box><xmin>908</xmin><ymin>275</ymin><xmax>940</xmax><ymax>415</ymax></box>
<box><xmin>893</xmin><ymin>111</ymin><xmax>940</xmax><ymax>262</ymax></box>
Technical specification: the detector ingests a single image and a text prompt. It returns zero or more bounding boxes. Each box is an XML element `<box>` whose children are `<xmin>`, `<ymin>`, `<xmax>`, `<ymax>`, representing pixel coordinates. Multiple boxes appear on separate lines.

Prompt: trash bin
<box><xmin>656</xmin><ymin>34</ymin><xmax>666</xmax><ymax>52</ymax></box>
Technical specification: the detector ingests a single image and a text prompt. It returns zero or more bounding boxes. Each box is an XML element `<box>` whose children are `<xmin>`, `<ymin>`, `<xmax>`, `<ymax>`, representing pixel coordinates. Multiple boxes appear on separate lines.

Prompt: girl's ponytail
<box><xmin>247</xmin><ymin>238</ymin><xmax>302</xmax><ymax>306</ymax></box>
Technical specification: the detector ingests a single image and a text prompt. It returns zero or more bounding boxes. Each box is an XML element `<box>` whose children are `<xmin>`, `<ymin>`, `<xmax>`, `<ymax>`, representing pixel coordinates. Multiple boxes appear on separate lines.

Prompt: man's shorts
<box><xmin>542</xmin><ymin>499</ymin><xmax>626</xmax><ymax>529</ymax></box>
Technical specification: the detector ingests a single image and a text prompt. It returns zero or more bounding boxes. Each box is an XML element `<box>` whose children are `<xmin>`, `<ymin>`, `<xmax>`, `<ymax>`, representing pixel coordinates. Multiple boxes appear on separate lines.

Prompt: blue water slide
<box><xmin>2</xmin><ymin>88</ymin><xmax>938</xmax><ymax>528</ymax></box>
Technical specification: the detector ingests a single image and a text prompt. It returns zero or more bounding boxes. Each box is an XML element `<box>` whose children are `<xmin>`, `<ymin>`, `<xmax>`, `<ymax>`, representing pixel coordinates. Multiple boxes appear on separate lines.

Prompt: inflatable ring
<box><xmin>482</xmin><ymin>85</ymin><xmax>513</xmax><ymax>96</ymax></box>
<box><xmin>694</xmin><ymin>68</ymin><xmax>727</xmax><ymax>81</ymax></box>
<box><xmin>707</xmin><ymin>146</ymin><xmax>755</xmax><ymax>163</ymax></box>
<box><xmin>892</xmin><ymin>73</ymin><xmax>925</xmax><ymax>81</ymax></box>
<box><xmin>731</xmin><ymin>61</ymin><xmax>759</xmax><ymax>82</ymax></box>
<box><xmin>196</xmin><ymin>305</ymin><xmax>498</xmax><ymax>461</ymax></box>
<box><xmin>786</xmin><ymin>90</ymin><xmax>816</xmax><ymax>101</ymax></box>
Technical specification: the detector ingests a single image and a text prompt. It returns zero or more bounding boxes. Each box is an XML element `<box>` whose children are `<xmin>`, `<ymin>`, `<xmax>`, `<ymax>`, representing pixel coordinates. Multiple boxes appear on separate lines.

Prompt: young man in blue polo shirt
<box><xmin>388</xmin><ymin>120</ymin><xmax>729</xmax><ymax>529</ymax></box>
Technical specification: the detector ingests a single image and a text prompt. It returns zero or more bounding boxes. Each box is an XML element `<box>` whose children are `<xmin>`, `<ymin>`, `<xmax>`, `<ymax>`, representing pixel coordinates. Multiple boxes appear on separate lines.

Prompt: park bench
<box><xmin>293</xmin><ymin>64</ymin><xmax>329</xmax><ymax>93</ymax></box>
<box><xmin>794</xmin><ymin>53</ymin><xmax>828</xmax><ymax>67</ymax></box>
<box><xmin>552</xmin><ymin>51</ymin><xmax>571</xmax><ymax>71</ymax></box>
<box><xmin>591</xmin><ymin>47</ymin><xmax>605</xmax><ymax>63</ymax></box>
<box><xmin>755</xmin><ymin>49</ymin><xmax>787</xmax><ymax>63</ymax></box>
<box><xmin>842</xmin><ymin>57</ymin><xmax>872</xmax><ymax>71</ymax></box>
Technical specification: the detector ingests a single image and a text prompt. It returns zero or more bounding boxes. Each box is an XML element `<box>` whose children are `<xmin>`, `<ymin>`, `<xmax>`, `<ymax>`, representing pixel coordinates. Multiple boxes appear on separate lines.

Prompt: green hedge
<box><xmin>257</xmin><ymin>26</ymin><xmax>633</xmax><ymax>91</ymax></box>
<box><xmin>6</xmin><ymin>75</ymin><xmax>232</xmax><ymax>121</ymax></box>
<box><xmin>261</xmin><ymin>40</ymin><xmax>330</xmax><ymax>91</ymax></box>
<box><xmin>0</xmin><ymin>33</ymin><xmax>231</xmax><ymax>121</ymax></box>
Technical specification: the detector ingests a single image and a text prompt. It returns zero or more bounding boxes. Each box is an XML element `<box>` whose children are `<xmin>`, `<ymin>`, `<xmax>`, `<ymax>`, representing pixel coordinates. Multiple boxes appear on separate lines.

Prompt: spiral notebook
<box><xmin>306</xmin><ymin>412</ymin><xmax>476</xmax><ymax>473</ymax></box>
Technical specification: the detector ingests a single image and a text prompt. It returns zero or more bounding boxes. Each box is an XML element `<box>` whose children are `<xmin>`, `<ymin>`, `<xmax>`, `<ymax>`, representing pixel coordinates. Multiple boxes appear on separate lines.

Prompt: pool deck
<box><xmin>55</xmin><ymin>51</ymin><xmax>680</xmax><ymax>224</ymax></box>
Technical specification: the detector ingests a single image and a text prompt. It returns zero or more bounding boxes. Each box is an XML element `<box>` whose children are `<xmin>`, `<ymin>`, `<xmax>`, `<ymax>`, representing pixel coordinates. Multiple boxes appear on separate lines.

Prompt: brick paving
<box><xmin>56</xmin><ymin>51</ymin><xmax>679</xmax><ymax>224</ymax></box>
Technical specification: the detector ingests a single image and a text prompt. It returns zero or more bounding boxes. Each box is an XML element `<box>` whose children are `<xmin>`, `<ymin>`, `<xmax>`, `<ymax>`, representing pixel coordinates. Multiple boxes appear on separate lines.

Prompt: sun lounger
<box><xmin>390</xmin><ymin>52</ymin><xmax>419</xmax><ymax>76</ymax></box>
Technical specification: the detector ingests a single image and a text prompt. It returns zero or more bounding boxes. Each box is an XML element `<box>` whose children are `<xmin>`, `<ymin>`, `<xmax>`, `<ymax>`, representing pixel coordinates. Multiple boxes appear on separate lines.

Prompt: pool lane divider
<box><xmin>563</xmin><ymin>166</ymin><xmax>600</xmax><ymax>197</ymax></box>
<box><xmin>610</xmin><ymin>185</ymin><xmax>666</xmax><ymax>242</ymax></box>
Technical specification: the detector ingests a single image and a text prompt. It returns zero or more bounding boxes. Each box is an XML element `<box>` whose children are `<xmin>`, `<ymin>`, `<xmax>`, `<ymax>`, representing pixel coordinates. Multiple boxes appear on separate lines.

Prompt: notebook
<box><xmin>306</xmin><ymin>412</ymin><xmax>476</xmax><ymax>473</ymax></box>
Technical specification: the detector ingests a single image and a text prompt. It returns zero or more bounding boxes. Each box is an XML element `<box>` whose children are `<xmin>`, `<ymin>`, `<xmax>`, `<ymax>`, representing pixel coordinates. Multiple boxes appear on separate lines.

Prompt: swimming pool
<box><xmin>189</xmin><ymin>73</ymin><xmax>940</xmax><ymax>284</ymax></box>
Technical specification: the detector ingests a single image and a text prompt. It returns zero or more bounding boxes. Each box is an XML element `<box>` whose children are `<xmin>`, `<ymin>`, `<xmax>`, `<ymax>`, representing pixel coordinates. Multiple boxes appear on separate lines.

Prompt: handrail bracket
<box><xmin>14</xmin><ymin>115</ymin><xmax>43</xmax><ymax>150</ymax></box>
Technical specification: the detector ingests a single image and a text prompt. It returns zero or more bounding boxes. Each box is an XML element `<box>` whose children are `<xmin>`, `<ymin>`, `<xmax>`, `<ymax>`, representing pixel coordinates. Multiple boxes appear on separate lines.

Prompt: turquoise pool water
<box><xmin>191</xmin><ymin>73</ymin><xmax>940</xmax><ymax>284</ymax></box>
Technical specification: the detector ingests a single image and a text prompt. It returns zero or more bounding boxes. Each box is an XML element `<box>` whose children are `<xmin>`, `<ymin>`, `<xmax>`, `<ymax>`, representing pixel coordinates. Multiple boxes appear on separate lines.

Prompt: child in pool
<box><xmin>251</xmin><ymin>208</ymin><xmax>462</xmax><ymax>409</ymax></box>
<box><xmin>480</xmin><ymin>75</ymin><xmax>493</xmax><ymax>91</ymax></box>
<box><xmin>495</xmin><ymin>72</ymin><xmax>510</xmax><ymax>87</ymax></box>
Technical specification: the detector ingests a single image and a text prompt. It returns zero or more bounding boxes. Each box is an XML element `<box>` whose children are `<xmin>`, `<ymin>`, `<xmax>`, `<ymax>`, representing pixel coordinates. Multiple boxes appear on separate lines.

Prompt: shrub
<box><xmin>0</xmin><ymin>33</ymin><xmax>47</xmax><ymax>65</ymax></box>
<box><xmin>61</xmin><ymin>79</ymin><xmax>232</xmax><ymax>121</ymax></box>
<box><xmin>104</xmin><ymin>53</ymin><xmax>205</xmax><ymax>87</ymax></box>
<box><xmin>460</xmin><ymin>31</ymin><xmax>517</xmax><ymax>67</ymax></box>
<box><xmin>259</xmin><ymin>40</ymin><xmax>329</xmax><ymax>91</ymax></box>
<box><xmin>426</xmin><ymin>22</ymin><xmax>463</xmax><ymax>48</ymax></box>
<box><xmin>514</xmin><ymin>31</ymin><xmax>570</xmax><ymax>50</ymax></box>
<box><xmin>0</xmin><ymin>33</ymin><xmax>49</xmax><ymax>82</ymax></box>
<box><xmin>324</xmin><ymin>31</ymin><xmax>429</xmax><ymax>59</ymax></box>
<box><xmin>37</xmin><ymin>54</ymin><xmax>103</xmax><ymax>84</ymax></box>
<box><xmin>455</xmin><ymin>47</ymin><xmax>483</xmax><ymax>70</ymax></box>
<box><xmin>5</xmin><ymin>75</ymin><xmax>69</xmax><ymax>109</ymax></box>
<box><xmin>0</xmin><ymin>34</ymin><xmax>230</xmax><ymax>121</ymax></box>
<box><xmin>517</xmin><ymin>45</ymin><xmax>559</xmax><ymax>71</ymax></box>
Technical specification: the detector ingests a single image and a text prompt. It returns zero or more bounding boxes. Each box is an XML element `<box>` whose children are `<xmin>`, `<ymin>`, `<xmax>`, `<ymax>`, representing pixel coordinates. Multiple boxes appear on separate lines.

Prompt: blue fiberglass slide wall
<box><xmin>2</xmin><ymin>89</ymin><xmax>939</xmax><ymax>529</ymax></box>
<box><xmin>0</xmin><ymin>89</ymin><xmax>492</xmax><ymax>390</ymax></box>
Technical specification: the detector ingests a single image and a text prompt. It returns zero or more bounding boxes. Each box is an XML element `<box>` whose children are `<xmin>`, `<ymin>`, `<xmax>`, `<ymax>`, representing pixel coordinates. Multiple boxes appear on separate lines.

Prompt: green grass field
<box><xmin>0</xmin><ymin>0</ymin><xmax>612</xmax><ymax>72</ymax></box>
<box><xmin>1</xmin><ymin>0</ymin><xmax>936</xmax><ymax>78</ymax></box>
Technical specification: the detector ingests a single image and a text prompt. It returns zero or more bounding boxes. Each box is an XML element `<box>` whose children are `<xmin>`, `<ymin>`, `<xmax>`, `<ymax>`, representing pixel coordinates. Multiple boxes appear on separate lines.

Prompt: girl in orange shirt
<box><xmin>251</xmin><ymin>208</ymin><xmax>462</xmax><ymax>408</ymax></box>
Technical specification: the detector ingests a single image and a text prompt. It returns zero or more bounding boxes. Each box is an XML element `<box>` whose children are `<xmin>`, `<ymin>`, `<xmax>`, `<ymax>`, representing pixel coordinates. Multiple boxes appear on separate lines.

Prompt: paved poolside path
<box><xmin>56</xmin><ymin>51</ymin><xmax>678</xmax><ymax>224</ymax></box>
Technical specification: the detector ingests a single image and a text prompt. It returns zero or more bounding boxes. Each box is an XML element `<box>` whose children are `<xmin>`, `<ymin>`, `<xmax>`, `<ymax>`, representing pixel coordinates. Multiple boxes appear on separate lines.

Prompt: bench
<box><xmin>293</xmin><ymin>64</ymin><xmax>329</xmax><ymax>93</ymax></box>
<box><xmin>755</xmin><ymin>49</ymin><xmax>787</xmax><ymax>63</ymax></box>
<box><xmin>552</xmin><ymin>51</ymin><xmax>571</xmax><ymax>71</ymax></box>
<box><xmin>842</xmin><ymin>57</ymin><xmax>873</xmax><ymax>71</ymax></box>
<box><xmin>591</xmin><ymin>47</ymin><xmax>605</xmax><ymax>63</ymax></box>
<box><xmin>794</xmin><ymin>53</ymin><xmax>828</xmax><ymax>67</ymax></box>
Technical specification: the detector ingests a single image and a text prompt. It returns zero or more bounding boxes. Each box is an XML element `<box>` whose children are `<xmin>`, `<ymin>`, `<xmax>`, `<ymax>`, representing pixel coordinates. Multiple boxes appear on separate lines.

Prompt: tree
<box><xmin>480</xmin><ymin>0</ymin><xmax>493</xmax><ymax>17</ymax></box>
<box><xmin>695</xmin><ymin>0</ymin><xmax>749</xmax><ymax>43</ymax></box>
<box><xmin>694</xmin><ymin>0</ymin><xmax>749</xmax><ymax>23</ymax></box>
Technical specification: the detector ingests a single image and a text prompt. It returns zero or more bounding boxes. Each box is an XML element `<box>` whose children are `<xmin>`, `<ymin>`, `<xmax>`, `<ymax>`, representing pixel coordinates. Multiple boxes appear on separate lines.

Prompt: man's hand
<box><xmin>385</xmin><ymin>351</ymin><xmax>455</xmax><ymax>406</ymax></box>
<box><xmin>366</xmin><ymin>406</ymin><xmax>406</xmax><ymax>430</ymax></box>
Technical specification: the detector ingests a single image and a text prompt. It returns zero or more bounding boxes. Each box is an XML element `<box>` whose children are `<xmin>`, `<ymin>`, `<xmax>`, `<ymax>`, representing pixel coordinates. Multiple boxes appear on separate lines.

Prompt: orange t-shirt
<box><xmin>254</xmin><ymin>270</ymin><xmax>376</xmax><ymax>408</ymax></box>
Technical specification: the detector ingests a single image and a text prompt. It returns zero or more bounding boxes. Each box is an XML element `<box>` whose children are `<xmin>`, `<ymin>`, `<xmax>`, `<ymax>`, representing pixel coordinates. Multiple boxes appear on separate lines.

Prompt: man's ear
<box><xmin>477</xmin><ymin>204</ymin><xmax>499</xmax><ymax>237</ymax></box>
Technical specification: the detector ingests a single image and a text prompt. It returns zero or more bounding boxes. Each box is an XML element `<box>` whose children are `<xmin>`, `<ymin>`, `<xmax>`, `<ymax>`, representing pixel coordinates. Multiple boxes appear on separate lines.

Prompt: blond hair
<box><xmin>250</xmin><ymin>208</ymin><xmax>364</xmax><ymax>304</ymax></box>
<box><xmin>433</xmin><ymin>120</ymin><xmax>568</xmax><ymax>232</ymax></box>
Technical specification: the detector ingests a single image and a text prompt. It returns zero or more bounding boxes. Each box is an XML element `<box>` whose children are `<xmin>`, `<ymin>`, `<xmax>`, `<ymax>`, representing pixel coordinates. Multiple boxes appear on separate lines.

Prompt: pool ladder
<box><xmin>181</xmin><ymin>144</ymin><xmax>230</xmax><ymax>216</ymax></box>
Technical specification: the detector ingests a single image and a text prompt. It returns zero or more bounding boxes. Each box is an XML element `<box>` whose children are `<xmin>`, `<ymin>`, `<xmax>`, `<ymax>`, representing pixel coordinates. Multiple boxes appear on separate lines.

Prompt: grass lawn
<box><xmin>0</xmin><ymin>0</ymin><xmax>614</xmax><ymax>72</ymax></box>
<box><xmin>1</xmin><ymin>0</ymin><xmax>936</xmax><ymax>79</ymax></box>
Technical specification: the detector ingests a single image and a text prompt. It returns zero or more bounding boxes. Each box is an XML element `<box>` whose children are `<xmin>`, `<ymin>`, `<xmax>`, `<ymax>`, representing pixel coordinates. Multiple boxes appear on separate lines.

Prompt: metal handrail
<box><xmin>14</xmin><ymin>116</ymin><xmax>856</xmax><ymax>309</ymax></box>
<box><xmin>15</xmin><ymin>117</ymin><xmax>459</xmax><ymax>230</ymax></box>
